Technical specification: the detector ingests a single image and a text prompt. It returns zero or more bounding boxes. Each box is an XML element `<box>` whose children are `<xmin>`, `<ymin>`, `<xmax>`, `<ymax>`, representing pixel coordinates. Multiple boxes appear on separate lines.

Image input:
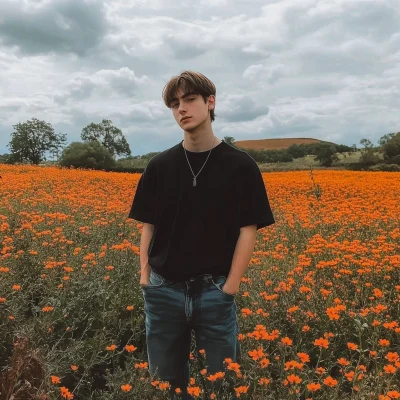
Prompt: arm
<box><xmin>222</xmin><ymin>224</ymin><xmax>257</xmax><ymax>295</ymax></box>
<box><xmin>139</xmin><ymin>223</ymin><xmax>154</xmax><ymax>285</ymax></box>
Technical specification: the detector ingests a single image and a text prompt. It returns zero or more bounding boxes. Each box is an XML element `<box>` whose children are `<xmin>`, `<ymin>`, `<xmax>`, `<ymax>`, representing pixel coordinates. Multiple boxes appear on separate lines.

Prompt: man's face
<box><xmin>170</xmin><ymin>88</ymin><xmax>215</xmax><ymax>131</ymax></box>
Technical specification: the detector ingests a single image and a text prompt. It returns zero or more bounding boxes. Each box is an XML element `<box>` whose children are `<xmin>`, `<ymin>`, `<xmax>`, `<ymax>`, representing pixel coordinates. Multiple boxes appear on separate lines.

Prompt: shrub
<box><xmin>59</xmin><ymin>141</ymin><xmax>116</xmax><ymax>170</ymax></box>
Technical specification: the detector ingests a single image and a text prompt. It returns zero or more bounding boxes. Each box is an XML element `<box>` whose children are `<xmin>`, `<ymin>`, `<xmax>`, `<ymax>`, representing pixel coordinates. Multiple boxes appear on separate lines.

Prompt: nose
<box><xmin>177</xmin><ymin>102</ymin><xmax>187</xmax><ymax>112</ymax></box>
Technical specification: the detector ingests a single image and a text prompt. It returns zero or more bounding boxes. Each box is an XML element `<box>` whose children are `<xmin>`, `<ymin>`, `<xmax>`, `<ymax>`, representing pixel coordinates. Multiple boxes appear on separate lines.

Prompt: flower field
<box><xmin>0</xmin><ymin>164</ymin><xmax>399</xmax><ymax>399</ymax></box>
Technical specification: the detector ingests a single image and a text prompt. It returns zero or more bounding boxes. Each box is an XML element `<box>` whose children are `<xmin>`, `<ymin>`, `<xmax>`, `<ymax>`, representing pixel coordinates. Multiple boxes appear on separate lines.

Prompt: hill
<box><xmin>233</xmin><ymin>137</ymin><xmax>331</xmax><ymax>150</ymax></box>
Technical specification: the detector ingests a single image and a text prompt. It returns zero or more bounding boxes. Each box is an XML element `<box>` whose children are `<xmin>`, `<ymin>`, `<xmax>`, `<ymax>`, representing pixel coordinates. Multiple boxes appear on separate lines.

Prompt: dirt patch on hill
<box><xmin>234</xmin><ymin>138</ymin><xmax>326</xmax><ymax>150</ymax></box>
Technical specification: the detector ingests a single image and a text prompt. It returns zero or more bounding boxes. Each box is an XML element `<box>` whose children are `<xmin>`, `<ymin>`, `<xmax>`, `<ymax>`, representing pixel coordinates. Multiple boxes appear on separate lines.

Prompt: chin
<box><xmin>183</xmin><ymin>124</ymin><xmax>197</xmax><ymax>131</ymax></box>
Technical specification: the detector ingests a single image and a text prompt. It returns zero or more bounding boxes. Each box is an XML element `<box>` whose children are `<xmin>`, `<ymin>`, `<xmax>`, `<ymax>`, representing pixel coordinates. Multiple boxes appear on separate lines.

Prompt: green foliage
<box><xmin>7</xmin><ymin>118</ymin><xmax>67</xmax><ymax>165</ymax></box>
<box><xmin>389</xmin><ymin>154</ymin><xmax>400</xmax><ymax>165</ymax></box>
<box><xmin>382</xmin><ymin>132</ymin><xmax>400</xmax><ymax>159</ymax></box>
<box><xmin>0</xmin><ymin>154</ymin><xmax>13</xmax><ymax>164</ymax></box>
<box><xmin>81</xmin><ymin>119</ymin><xmax>131</xmax><ymax>158</ymax></box>
<box><xmin>313</xmin><ymin>143</ymin><xmax>340</xmax><ymax>167</ymax></box>
<box><xmin>359</xmin><ymin>138</ymin><xmax>381</xmax><ymax>165</ymax></box>
<box><xmin>335</xmin><ymin>144</ymin><xmax>355</xmax><ymax>153</ymax></box>
<box><xmin>222</xmin><ymin>136</ymin><xmax>238</xmax><ymax>148</ymax></box>
<box><xmin>369</xmin><ymin>163</ymin><xmax>400</xmax><ymax>172</ymax></box>
<box><xmin>378</xmin><ymin>132</ymin><xmax>396</xmax><ymax>148</ymax></box>
<box><xmin>286</xmin><ymin>144</ymin><xmax>307</xmax><ymax>159</ymax></box>
<box><xmin>59</xmin><ymin>141</ymin><xmax>116</xmax><ymax>170</ymax></box>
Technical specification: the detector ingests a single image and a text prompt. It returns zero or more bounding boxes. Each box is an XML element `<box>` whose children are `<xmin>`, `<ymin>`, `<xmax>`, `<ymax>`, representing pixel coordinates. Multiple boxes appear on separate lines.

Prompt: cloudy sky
<box><xmin>0</xmin><ymin>0</ymin><xmax>399</xmax><ymax>157</ymax></box>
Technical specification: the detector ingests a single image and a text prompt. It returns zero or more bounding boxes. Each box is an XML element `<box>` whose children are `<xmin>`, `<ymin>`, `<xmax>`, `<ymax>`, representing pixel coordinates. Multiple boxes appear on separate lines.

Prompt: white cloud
<box><xmin>0</xmin><ymin>0</ymin><xmax>399</xmax><ymax>155</ymax></box>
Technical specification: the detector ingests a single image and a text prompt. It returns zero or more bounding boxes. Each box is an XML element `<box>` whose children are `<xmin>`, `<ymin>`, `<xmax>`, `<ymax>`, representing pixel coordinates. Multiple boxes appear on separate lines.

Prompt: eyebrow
<box><xmin>170</xmin><ymin>92</ymin><xmax>197</xmax><ymax>103</ymax></box>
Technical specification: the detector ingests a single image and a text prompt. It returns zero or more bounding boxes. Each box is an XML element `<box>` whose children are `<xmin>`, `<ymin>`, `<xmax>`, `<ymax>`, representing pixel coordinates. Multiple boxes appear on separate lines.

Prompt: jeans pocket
<box><xmin>141</xmin><ymin>269</ymin><xmax>166</xmax><ymax>289</ymax></box>
<box><xmin>210</xmin><ymin>275</ymin><xmax>236</xmax><ymax>298</ymax></box>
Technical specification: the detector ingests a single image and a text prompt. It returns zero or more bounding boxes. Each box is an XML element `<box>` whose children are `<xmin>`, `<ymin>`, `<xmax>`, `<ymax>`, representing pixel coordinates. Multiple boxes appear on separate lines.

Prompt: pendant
<box><xmin>193</xmin><ymin>177</ymin><xmax>196</xmax><ymax>187</ymax></box>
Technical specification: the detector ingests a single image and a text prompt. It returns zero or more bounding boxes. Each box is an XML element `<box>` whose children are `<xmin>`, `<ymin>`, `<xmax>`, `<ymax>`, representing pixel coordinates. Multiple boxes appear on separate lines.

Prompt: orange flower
<box><xmin>307</xmin><ymin>382</ymin><xmax>321</xmax><ymax>392</ymax></box>
<box><xmin>70</xmin><ymin>365</ymin><xmax>78</xmax><ymax>371</ymax></box>
<box><xmin>121</xmin><ymin>384</ymin><xmax>132</xmax><ymax>392</ymax></box>
<box><xmin>297</xmin><ymin>352</ymin><xmax>310</xmax><ymax>363</ymax></box>
<box><xmin>386</xmin><ymin>352</ymin><xmax>399</xmax><ymax>363</ymax></box>
<box><xmin>12</xmin><ymin>284</ymin><xmax>21</xmax><ymax>291</ymax></box>
<box><xmin>338</xmin><ymin>357</ymin><xmax>350</xmax><ymax>366</ymax></box>
<box><xmin>248</xmin><ymin>347</ymin><xmax>265</xmax><ymax>360</ymax></box>
<box><xmin>60</xmin><ymin>386</ymin><xmax>74</xmax><ymax>399</ymax></box>
<box><xmin>259</xmin><ymin>358</ymin><xmax>270</xmax><ymax>368</ymax></box>
<box><xmin>347</xmin><ymin>342</ymin><xmax>358</xmax><ymax>351</ymax></box>
<box><xmin>125</xmin><ymin>345</ymin><xmax>137</xmax><ymax>352</ymax></box>
<box><xmin>286</xmin><ymin>374</ymin><xmax>302</xmax><ymax>384</ymax></box>
<box><xmin>235</xmin><ymin>385</ymin><xmax>250</xmax><ymax>396</ymax></box>
<box><xmin>383</xmin><ymin>364</ymin><xmax>397</xmax><ymax>374</ymax></box>
<box><xmin>345</xmin><ymin>371</ymin><xmax>355</xmax><ymax>381</ymax></box>
<box><xmin>51</xmin><ymin>375</ymin><xmax>61</xmax><ymax>384</ymax></box>
<box><xmin>158</xmin><ymin>382</ymin><xmax>170</xmax><ymax>390</ymax></box>
<box><xmin>126</xmin><ymin>305</ymin><xmax>134</xmax><ymax>311</ymax></box>
<box><xmin>135</xmin><ymin>362</ymin><xmax>148</xmax><ymax>369</ymax></box>
<box><xmin>258</xmin><ymin>377</ymin><xmax>270</xmax><ymax>385</ymax></box>
<box><xmin>324</xmin><ymin>376</ymin><xmax>338</xmax><ymax>387</ymax></box>
<box><xmin>187</xmin><ymin>386</ymin><xmax>201</xmax><ymax>396</ymax></box>
<box><xmin>281</xmin><ymin>337</ymin><xmax>293</xmax><ymax>346</ymax></box>
<box><xmin>284</xmin><ymin>360</ymin><xmax>304</xmax><ymax>371</ymax></box>
<box><xmin>207</xmin><ymin>372</ymin><xmax>225</xmax><ymax>382</ymax></box>
<box><xmin>379</xmin><ymin>339</ymin><xmax>390</xmax><ymax>347</ymax></box>
<box><xmin>314</xmin><ymin>338</ymin><xmax>329</xmax><ymax>349</ymax></box>
<box><xmin>106</xmin><ymin>344</ymin><xmax>116</xmax><ymax>351</ymax></box>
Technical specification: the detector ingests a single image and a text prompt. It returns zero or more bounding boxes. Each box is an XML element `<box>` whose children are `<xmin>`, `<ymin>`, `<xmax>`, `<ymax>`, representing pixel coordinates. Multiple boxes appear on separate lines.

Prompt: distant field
<box><xmin>234</xmin><ymin>137</ymin><xmax>329</xmax><ymax>150</ymax></box>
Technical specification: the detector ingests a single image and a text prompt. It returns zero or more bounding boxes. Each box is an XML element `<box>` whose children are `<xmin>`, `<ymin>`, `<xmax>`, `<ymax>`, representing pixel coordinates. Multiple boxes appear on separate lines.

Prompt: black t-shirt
<box><xmin>128</xmin><ymin>140</ymin><xmax>275</xmax><ymax>282</ymax></box>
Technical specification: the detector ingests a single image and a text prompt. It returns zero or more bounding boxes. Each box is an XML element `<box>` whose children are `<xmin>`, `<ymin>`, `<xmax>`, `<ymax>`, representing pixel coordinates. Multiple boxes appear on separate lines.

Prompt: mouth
<box><xmin>181</xmin><ymin>117</ymin><xmax>191</xmax><ymax>122</ymax></box>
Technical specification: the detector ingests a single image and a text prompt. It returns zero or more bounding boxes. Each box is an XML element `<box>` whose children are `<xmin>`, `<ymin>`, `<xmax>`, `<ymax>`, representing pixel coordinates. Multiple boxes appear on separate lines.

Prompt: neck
<box><xmin>182</xmin><ymin>134</ymin><xmax>221</xmax><ymax>152</ymax></box>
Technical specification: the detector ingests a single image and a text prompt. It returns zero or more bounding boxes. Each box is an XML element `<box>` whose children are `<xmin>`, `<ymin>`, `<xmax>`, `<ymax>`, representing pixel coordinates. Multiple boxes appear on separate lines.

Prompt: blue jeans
<box><xmin>141</xmin><ymin>269</ymin><xmax>241</xmax><ymax>399</ymax></box>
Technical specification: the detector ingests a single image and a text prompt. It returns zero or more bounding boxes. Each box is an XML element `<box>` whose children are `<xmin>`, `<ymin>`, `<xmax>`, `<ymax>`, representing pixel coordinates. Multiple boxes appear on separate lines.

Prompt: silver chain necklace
<box><xmin>183</xmin><ymin>136</ymin><xmax>217</xmax><ymax>187</ymax></box>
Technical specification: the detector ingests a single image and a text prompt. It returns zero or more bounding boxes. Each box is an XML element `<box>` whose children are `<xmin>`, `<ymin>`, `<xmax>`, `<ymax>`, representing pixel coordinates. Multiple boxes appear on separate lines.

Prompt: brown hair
<box><xmin>162</xmin><ymin>71</ymin><xmax>217</xmax><ymax>122</ymax></box>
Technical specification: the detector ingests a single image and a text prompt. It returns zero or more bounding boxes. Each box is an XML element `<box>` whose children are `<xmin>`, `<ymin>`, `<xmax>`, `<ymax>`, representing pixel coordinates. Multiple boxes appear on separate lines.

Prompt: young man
<box><xmin>128</xmin><ymin>71</ymin><xmax>275</xmax><ymax>399</ymax></box>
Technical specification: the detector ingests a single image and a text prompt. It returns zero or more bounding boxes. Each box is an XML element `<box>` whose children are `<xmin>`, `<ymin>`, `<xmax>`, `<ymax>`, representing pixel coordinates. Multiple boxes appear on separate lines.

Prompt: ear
<box><xmin>208</xmin><ymin>95</ymin><xmax>216</xmax><ymax>109</ymax></box>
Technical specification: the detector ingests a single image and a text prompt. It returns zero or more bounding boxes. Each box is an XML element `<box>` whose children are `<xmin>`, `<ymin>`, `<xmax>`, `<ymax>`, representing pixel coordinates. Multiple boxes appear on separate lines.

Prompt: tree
<box><xmin>0</xmin><ymin>154</ymin><xmax>12</xmax><ymax>164</ymax></box>
<box><xmin>81</xmin><ymin>119</ymin><xmax>131</xmax><ymax>158</ymax></box>
<box><xmin>7</xmin><ymin>118</ymin><xmax>67</xmax><ymax>164</ymax></box>
<box><xmin>359</xmin><ymin>138</ymin><xmax>380</xmax><ymax>165</ymax></box>
<box><xmin>378</xmin><ymin>132</ymin><xmax>396</xmax><ymax>148</ymax></box>
<box><xmin>382</xmin><ymin>132</ymin><xmax>400</xmax><ymax>160</ymax></box>
<box><xmin>59</xmin><ymin>141</ymin><xmax>116</xmax><ymax>170</ymax></box>
<box><xmin>313</xmin><ymin>143</ymin><xmax>339</xmax><ymax>167</ymax></box>
<box><xmin>222</xmin><ymin>136</ymin><xmax>237</xmax><ymax>148</ymax></box>
<box><xmin>287</xmin><ymin>144</ymin><xmax>307</xmax><ymax>159</ymax></box>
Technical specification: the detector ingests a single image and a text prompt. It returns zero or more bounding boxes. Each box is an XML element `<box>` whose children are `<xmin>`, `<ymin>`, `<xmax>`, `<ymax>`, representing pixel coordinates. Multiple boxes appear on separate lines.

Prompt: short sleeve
<box><xmin>128</xmin><ymin>159</ymin><xmax>158</xmax><ymax>224</ymax></box>
<box><xmin>238</xmin><ymin>156</ymin><xmax>275</xmax><ymax>230</ymax></box>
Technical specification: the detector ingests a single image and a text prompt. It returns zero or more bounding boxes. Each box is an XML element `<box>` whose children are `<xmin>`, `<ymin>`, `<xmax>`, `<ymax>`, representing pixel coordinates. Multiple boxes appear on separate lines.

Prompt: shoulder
<box><xmin>145</xmin><ymin>142</ymin><xmax>180</xmax><ymax>170</ymax></box>
<box><xmin>223</xmin><ymin>143</ymin><xmax>260</xmax><ymax>173</ymax></box>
